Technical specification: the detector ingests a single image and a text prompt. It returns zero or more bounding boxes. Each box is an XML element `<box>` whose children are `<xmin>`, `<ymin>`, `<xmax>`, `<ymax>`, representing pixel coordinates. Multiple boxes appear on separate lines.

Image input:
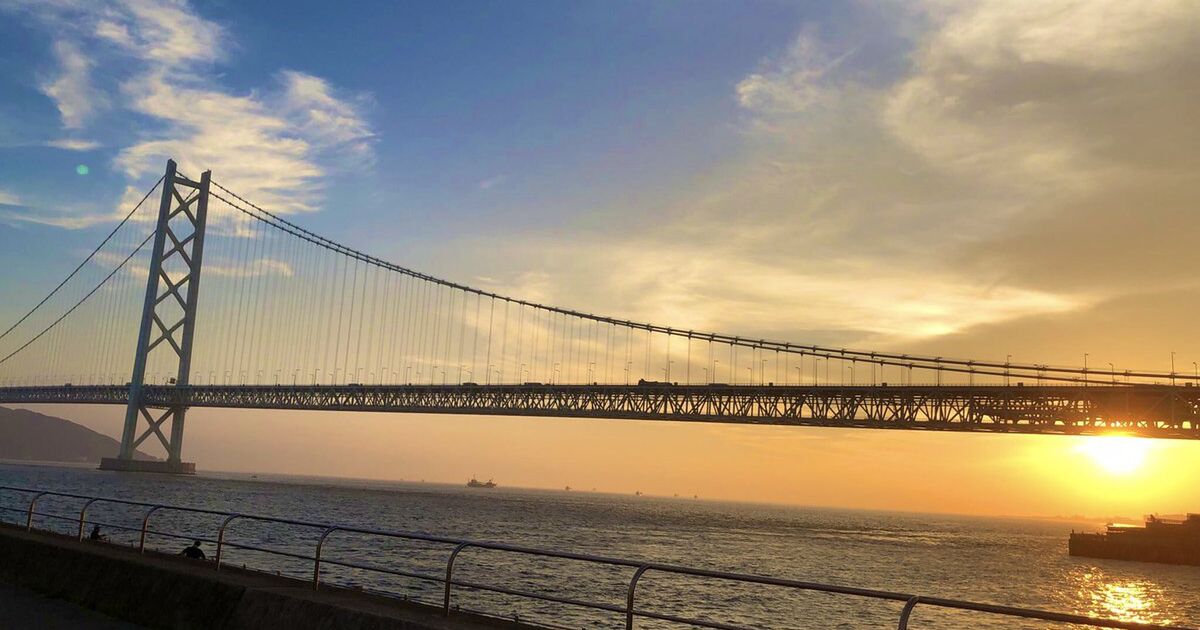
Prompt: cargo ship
<box><xmin>467</xmin><ymin>477</ymin><xmax>496</xmax><ymax>488</ymax></box>
<box><xmin>1069</xmin><ymin>513</ymin><xmax>1200</xmax><ymax>566</ymax></box>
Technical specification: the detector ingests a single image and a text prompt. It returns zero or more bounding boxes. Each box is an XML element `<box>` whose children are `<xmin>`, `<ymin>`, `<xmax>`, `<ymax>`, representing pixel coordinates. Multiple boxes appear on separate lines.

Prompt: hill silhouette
<box><xmin>0</xmin><ymin>406</ymin><xmax>157</xmax><ymax>463</ymax></box>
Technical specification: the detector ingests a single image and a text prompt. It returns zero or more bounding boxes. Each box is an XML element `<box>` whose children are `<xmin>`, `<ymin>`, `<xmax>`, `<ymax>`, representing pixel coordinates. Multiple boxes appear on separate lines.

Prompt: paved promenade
<box><xmin>0</xmin><ymin>582</ymin><xmax>143</xmax><ymax>629</ymax></box>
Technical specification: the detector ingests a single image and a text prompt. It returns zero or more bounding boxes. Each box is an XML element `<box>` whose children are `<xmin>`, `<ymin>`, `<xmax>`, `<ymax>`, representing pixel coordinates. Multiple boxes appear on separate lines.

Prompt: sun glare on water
<box><xmin>1074</xmin><ymin>436</ymin><xmax>1154</xmax><ymax>475</ymax></box>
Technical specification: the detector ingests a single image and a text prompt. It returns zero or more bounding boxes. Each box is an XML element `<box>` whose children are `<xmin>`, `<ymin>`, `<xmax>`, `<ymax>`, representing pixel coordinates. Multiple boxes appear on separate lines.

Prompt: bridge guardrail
<box><xmin>0</xmin><ymin>485</ymin><xmax>1192</xmax><ymax>630</ymax></box>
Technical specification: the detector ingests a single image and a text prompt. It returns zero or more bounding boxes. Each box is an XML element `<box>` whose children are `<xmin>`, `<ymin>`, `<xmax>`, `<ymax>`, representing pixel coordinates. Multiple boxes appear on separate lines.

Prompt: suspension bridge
<box><xmin>1</xmin><ymin>160</ymin><xmax>1197</xmax><ymax>473</ymax></box>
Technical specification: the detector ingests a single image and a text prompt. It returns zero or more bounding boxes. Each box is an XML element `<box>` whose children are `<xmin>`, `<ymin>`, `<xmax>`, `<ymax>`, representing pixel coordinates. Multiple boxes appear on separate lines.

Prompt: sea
<box><xmin>1</xmin><ymin>461</ymin><xmax>1197</xmax><ymax>629</ymax></box>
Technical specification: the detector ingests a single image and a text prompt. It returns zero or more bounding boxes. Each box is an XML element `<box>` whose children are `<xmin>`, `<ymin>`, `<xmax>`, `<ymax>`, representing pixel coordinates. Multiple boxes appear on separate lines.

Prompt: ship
<box><xmin>467</xmin><ymin>477</ymin><xmax>496</xmax><ymax>488</ymax></box>
<box><xmin>1069</xmin><ymin>513</ymin><xmax>1200</xmax><ymax>566</ymax></box>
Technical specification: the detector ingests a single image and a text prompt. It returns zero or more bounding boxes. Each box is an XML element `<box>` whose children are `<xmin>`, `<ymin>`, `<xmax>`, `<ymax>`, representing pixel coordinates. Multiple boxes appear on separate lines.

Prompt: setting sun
<box><xmin>1075</xmin><ymin>436</ymin><xmax>1155</xmax><ymax>475</ymax></box>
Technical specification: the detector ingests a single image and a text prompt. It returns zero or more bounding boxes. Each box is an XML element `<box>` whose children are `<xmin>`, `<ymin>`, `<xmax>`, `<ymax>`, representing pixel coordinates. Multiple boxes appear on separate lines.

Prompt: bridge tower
<box><xmin>100</xmin><ymin>160</ymin><xmax>210</xmax><ymax>474</ymax></box>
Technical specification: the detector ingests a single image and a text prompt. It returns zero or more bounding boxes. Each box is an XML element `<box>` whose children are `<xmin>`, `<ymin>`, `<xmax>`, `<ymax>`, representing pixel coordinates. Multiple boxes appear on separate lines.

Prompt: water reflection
<box><xmin>1070</xmin><ymin>567</ymin><xmax>1173</xmax><ymax>625</ymax></box>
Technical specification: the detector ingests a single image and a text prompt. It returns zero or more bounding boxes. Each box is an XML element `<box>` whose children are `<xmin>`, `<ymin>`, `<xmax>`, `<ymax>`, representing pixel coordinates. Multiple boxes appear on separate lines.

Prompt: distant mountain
<box><xmin>0</xmin><ymin>406</ymin><xmax>157</xmax><ymax>463</ymax></box>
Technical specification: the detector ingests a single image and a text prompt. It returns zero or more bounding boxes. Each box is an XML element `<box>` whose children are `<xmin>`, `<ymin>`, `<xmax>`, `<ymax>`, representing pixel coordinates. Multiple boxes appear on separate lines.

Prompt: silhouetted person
<box><xmin>180</xmin><ymin>540</ymin><xmax>206</xmax><ymax>560</ymax></box>
<box><xmin>89</xmin><ymin>525</ymin><xmax>105</xmax><ymax>541</ymax></box>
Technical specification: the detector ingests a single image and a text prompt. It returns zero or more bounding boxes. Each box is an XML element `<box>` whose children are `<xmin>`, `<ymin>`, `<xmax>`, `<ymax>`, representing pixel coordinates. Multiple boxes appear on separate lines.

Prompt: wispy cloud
<box><xmin>40</xmin><ymin>40</ymin><xmax>103</xmax><ymax>129</ymax></box>
<box><xmin>0</xmin><ymin>188</ymin><xmax>20</xmax><ymax>206</ymax></box>
<box><xmin>736</xmin><ymin>26</ymin><xmax>856</xmax><ymax>115</ymax></box>
<box><xmin>278</xmin><ymin>70</ymin><xmax>375</xmax><ymax>167</ymax></box>
<box><xmin>438</xmin><ymin>2</ymin><xmax>1200</xmax><ymax>354</ymax></box>
<box><xmin>46</xmin><ymin>138</ymin><xmax>101</xmax><ymax>151</ymax></box>
<box><xmin>94</xmin><ymin>0</ymin><xmax>225</xmax><ymax>66</ymax></box>
<box><xmin>6</xmin><ymin>0</ymin><xmax>375</xmax><ymax>232</ymax></box>
<box><xmin>479</xmin><ymin>175</ymin><xmax>507</xmax><ymax>190</ymax></box>
<box><xmin>116</xmin><ymin>68</ymin><xmax>374</xmax><ymax>223</ymax></box>
<box><xmin>0</xmin><ymin>209</ymin><xmax>116</xmax><ymax>229</ymax></box>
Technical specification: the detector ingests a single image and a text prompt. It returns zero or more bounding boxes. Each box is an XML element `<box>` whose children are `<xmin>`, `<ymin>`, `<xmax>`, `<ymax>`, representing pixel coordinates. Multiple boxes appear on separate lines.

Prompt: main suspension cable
<box><xmin>0</xmin><ymin>176</ymin><xmax>164</xmax><ymax>343</ymax></box>
<box><xmin>208</xmin><ymin>180</ymin><xmax>1182</xmax><ymax>385</ymax></box>
<box><xmin>0</xmin><ymin>231</ymin><xmax>155</xmax><ymax>367</ymax></box>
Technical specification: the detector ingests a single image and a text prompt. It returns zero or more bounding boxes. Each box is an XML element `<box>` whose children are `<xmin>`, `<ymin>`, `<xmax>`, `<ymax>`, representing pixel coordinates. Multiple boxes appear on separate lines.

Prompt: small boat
<box><xmin>467</xmin><ymin>477</ymin><xmax>497</xmax><ymax>488</ymax></box>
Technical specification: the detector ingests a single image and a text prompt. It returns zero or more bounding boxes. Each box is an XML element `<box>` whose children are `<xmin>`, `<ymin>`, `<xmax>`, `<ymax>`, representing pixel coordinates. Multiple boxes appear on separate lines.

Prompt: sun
<box><xmin>1075</xmin><ymin>436</ymin><xmax>1154</xmax><ymax>475</ymax></box>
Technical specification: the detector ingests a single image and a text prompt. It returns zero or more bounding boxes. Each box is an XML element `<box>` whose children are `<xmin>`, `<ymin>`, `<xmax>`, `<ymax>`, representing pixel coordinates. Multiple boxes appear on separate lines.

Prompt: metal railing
<box><xmin>0</xmin><ymin>485</ymin><xmax>1192</xmax><ymax>630</ymax></box>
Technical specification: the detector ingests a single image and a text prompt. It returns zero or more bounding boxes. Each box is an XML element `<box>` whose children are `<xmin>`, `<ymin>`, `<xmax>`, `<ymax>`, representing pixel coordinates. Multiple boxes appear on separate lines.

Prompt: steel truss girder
<box><xmin>5</xmin><ymin>383</ymin><xmax>1193</xmax><ymax>440</ymax></box>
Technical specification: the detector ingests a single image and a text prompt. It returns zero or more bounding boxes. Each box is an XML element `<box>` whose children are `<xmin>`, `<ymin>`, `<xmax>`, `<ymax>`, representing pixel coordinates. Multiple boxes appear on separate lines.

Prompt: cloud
<box><xmin>478</xmin><ymin>175</ymin><xmax>507</xmax><ymax>190</ymax></box>
<box><xmin>5</xmin><ymin>0</ymin><xmax>375</xmax><ymax>232</ymax></box>
<box><xmin>0</xmin><ymin>209</ymin><xmax>117</xmax><ymax>229</ymax></box>
<box><xmin>454</xmin><ymin>234</ymin><xmax>1078</xmax><ymax>344</ymax></box>
<box><xmin>432</xmin><ymin>1</ymin><xmax>1198</xmax><ymax>357</ymax></box>
<box><xmin>203</xmin><ymin>258</ymin><xmax>294</xmax><ymax>278</ymax></box>
<box><xmin>0</xmin><ymin>188</ymin><xmax>20</xmax><ymax>206</ymax></box>
<box><xmin>735</xmin><ymin>27</ymin><xmax>854</xmax><ymax>115</ymax></box>
<box><xmin>94</xmin><ymin>0</ymin><xmax>224</xmax><ymax>65</ymax></box>
<box><xmin>278</xmin><ymin>70</ymin><xmax>375</xmax><ymax>166</ymax></box>
<box><xmin>883</xmin><ymin>0</ymin><xmax>1200</xmax><ymax>295</ymax></box>
<box><xmin>46</xmin><ymin>138</ymin><xmax>101</xmax><ymax>151</ymax></box>
<box><xmin>115</xmin><ymin>68</ymin><xmax>374</xmax><ymax>226</ymax></box>
<box><xmin>40</xmin><ymin>40</ymin><xmax>103</xmax><ymax>129</ymax></box>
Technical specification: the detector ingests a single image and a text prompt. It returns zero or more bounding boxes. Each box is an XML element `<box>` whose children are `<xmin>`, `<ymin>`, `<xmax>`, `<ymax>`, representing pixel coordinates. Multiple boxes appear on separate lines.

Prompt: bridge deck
<box><xmin>2</xmin><ymin>383</ymin><xmax>1198</xmax><ymax>439</ymax></box>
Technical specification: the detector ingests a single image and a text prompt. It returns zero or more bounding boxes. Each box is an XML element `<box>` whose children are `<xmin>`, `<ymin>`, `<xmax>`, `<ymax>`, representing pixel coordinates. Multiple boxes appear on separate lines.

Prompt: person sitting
<box><xmin>180</xmin><ymin>540</ymin><xmax>206</xmax><ymax>560</ymax></box>
<box><xmin>89</xmin><ymin>525</ymin><xmax>105</xmax><ymax>541</ymax></box>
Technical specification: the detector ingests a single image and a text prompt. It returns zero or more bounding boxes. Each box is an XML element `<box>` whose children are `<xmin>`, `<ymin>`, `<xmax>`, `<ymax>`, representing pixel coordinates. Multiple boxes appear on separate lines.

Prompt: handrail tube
<box><xmin>77</xmin><ymin>497</ymin><xmax>100</xmax><ymax>540</ymax></box>
<box><xmin>25</xmin><ymin>491</ymin><xmax>48</xmax><ymax>531</ymax></box>
<box><xmin>444</xmin><ymin>542</ymin><xmax>469</xmax><ymax>615</ymax></box>
<box><xmin>897</xmin><ymin>596</ymin><xmax>921</xmax><ymax>630</ymax></box>
<box><xmin>3</xmin><ymin>484</ymin><xmax>1194</xmax><ymax>630</ymax></box>
<box><xmin>313</xmin><ymin>556</ymin><xmax>443</xmax><ymax>587</ymax></box>
<box><xmin>626</xmin><ymin>565</ymin><xmax>650</xmax><ymax>630</ymax></box>
<box><xmin>313</xmin><ymin>526</ymin><xmax>339</xmax><ymax>590</ymax></box>
<box><xmin>140</xmin><ymin>505</ymin><xmax>164</xmax><ymax>552</ymax></box>
<box><xmin>630</xmin><ymin>606</ymin><xmax>754</xmax><ymax>630</ymax></box>
<box><xmin>217</xmin><ymin>539</ymin><xmax>317</xmax><ymax>563</ymax></box>
<box><xmin>215</xmin><ymin>514</ymin><xmax>241</xmax><ymax>570</ymax></box>
<box><xmin>446</xmin><ymin>576</ymin><xmax>627</xmax><ymax>615</ymax></box>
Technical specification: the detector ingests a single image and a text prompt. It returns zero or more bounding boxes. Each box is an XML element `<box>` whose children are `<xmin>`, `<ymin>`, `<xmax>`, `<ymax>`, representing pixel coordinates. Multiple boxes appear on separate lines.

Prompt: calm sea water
<box><xmin>1</xmin><ymin>462</ymin><xmax>1197</xmax><ymax>629</ymax></box>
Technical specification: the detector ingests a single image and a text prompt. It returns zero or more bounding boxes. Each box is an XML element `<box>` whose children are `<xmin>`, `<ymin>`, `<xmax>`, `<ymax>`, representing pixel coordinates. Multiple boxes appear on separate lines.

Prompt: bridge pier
<box><xmin>98</xmin><ymin>456</ymin><xmax>196</xmax><ymax>475</ymax></box>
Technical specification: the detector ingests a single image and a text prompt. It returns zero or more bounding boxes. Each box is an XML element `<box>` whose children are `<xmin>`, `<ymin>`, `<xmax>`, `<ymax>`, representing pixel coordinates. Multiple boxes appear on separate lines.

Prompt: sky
<box><xmin>2</xmin><ymin>0</ymin><xmax>1200</xmax><ymax>518</ymax></box>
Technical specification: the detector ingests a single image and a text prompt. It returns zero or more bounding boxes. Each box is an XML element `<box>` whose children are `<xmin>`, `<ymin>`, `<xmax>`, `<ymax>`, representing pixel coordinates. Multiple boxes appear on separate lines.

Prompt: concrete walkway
<box><xmin>1</xmin><ymin>524</ymin><xmax>534</xmax><ymax>630</ymax></box>
<box><xmin>0</xmin><ymin>582</ymin><xmax>144</xmax><ymax>629</ymax></box>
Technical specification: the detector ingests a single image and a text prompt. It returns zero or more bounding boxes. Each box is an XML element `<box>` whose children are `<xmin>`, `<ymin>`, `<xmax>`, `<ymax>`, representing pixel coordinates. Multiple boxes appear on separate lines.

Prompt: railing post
<box><xmin>897</xmin><ymin>595</ymin><xmax>921</xmax><ymax>630</ymax></box>
<box><xmin>140</xmin><ymin>505</ymin><xmax>164</xmax><ymax>553</ymax></box>
<box><xmin>626</xmin><ymin>565</ymin><xmax>650</xmax><ymax>630</ymax></box>
<box><xmin>77</xmin><ymin>498</ymin><xmax>100</xmax><ymax>540</ymax></box>
<box><xmin>25</xmin><ymin>491</ymin><xmax>48</xmax><ymax>531</ymax></box>
<box><xmin>216</xmin><ymin>514</ymin><xmax>241</xmax><ymax>570</ymax></box>
<box><xmin>443</xmin><ymin>542</ymin><xmax>470</xmax><ymax>616</ymax></box>
<box><xmin>313</xmin><ymin>526</ymin><xmax>339</xmax><ymax>590</ymax></box>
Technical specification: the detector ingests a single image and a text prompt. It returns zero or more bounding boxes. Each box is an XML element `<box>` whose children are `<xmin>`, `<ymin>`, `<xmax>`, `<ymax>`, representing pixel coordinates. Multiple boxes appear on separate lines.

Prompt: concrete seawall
<box><xmin>0</xmin><ymin>525</ymin><xmax>533</xmax><ymax>630</ymax></box>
